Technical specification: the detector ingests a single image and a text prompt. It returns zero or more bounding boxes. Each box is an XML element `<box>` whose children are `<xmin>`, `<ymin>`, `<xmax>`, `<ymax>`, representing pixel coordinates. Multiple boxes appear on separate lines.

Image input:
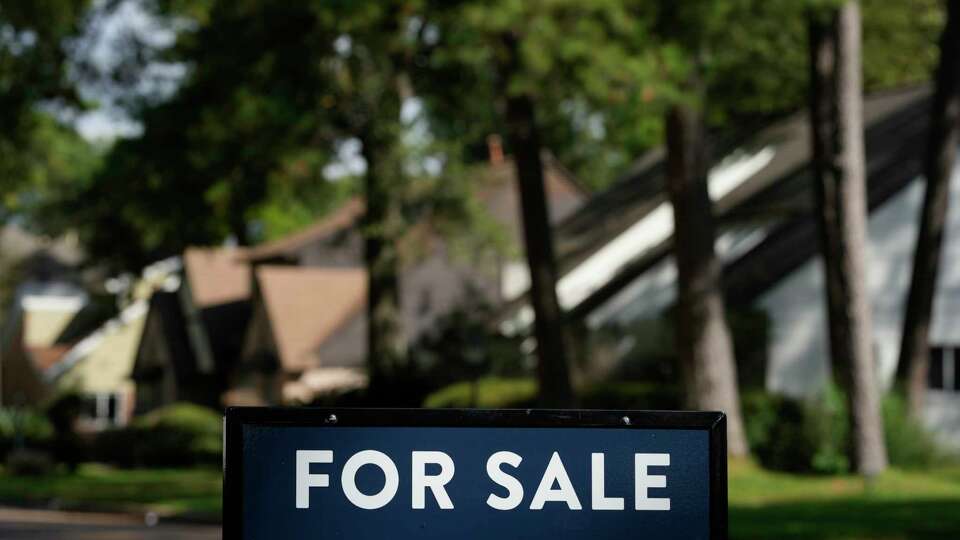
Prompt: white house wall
<box><xmin>757</xmin><ymin>160</ymin><xmax>960</xmax><ymax>449</ymax></box>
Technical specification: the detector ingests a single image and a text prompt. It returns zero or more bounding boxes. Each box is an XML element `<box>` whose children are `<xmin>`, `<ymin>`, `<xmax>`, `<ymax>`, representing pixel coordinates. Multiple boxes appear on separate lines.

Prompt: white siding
<box><xmin>757</xmin><ymin>158</ymin><xmax>960</xmax><ymax>449</ymax></box>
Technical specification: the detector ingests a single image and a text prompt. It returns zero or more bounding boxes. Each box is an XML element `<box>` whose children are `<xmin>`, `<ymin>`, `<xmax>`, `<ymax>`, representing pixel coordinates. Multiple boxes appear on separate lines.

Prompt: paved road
<box><xmin>0</xmin><ymin>507</ymin><xmax>220</xmax><ymax>539</ymax></box>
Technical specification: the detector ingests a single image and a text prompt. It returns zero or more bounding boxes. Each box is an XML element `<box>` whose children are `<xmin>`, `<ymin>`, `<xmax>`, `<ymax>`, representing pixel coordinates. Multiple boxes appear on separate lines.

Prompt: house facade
<box><xmin>505</xmin><ymin>86</ymin><xmax>960</xmax><ymax>449</ymax></box>
<box><xmin>230</xmin><ymin>150</ymin><xmax>587</xmax><ymax>405</ymax></box>
<box><xmin>132</xmin><ymin>248</ymin><xmax>252</xmax><ymax>414</ymax></box>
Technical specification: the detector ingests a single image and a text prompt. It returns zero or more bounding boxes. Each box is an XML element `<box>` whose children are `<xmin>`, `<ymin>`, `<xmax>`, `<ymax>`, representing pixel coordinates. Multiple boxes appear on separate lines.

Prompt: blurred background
<box><xmin>1</xmin><ymin>0</ymin><xmax>960</xmax><ymax>538</ymax></box>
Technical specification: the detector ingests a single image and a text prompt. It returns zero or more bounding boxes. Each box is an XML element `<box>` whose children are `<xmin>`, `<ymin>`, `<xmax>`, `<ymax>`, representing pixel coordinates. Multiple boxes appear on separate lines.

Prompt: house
<box><xmin>503</xmin><ymin>86</ymin><xmax>960</xmax><ymax>449</ymax></box>
<box><xmin>35</xmin><ymin>256</ymin><xmax>189</xmax><ymax>431</ymax></box>
<box><xmin>232</xmin><ymin>148</ymin><xmax>587</xmax><ymax>404</ymax></box>
<box><xmin>0</xmin><ymin>227</ymin><xmax>103</xmax><ymax>408</ymax></box>
<box><xmin>45</xmin><ymin>300</ymin><xmax>149</xmax><ymax>430</ymax></box>
<box><xmin>232</xmin><ymin>266</ymin><xmax>368</xmax><ymax>405</ymax></box>
<box><xmin>131</xmin><ymin>247</ymin><xmax>252</xmax><ymax>414</ymax></box>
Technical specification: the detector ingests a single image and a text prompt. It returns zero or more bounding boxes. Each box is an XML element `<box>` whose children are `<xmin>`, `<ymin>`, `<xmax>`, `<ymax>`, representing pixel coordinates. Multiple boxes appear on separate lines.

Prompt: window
<box><xmin>929</xmin><ymin>346</ymin><xmax>957</xmax><ymax>391</ymax></box>
<box><xmin>79</xmin><ymin>392</ymin><xmax>124</xmax><ymax>428</ymax></box>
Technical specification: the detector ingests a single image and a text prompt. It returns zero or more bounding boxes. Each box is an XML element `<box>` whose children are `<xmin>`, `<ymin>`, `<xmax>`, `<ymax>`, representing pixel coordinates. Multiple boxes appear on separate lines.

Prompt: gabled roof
<box><xmin>555</xmin><ymin>86</ymin><xmax>931</xmax><ymax>323</ymax></box>
<box><xmin>255</xmin><ymin>266</ymin><xmax>367</xmax><ymax>372</ymax></box>
<box><xmin>183</xmin><ymin>247</ymin><xmax>251</xmax><ymax>307</ymax></box>
<box><xmin>131</xmin><ymin>290</ymin><xmax>197</xmax><ymax>380</ymax></box>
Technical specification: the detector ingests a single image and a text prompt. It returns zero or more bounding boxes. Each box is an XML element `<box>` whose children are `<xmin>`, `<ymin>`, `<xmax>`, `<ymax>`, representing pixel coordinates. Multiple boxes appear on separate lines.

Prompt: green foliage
<box><xmin>883</xmin><ymin>393</ymin><xmax>946</xmax><ymax>469</ymax></box>
<box><xmin>412</xmin><ymin>302</ymin><xmax>527</xmax><ymax>381</ymax></box>
<box><xmin>0</xmin><ymin>0</ymin><xmax>91</xmax><ymax>190</ymax></box>
<box><xmin>743</xmin><ymin>388</ymin><xmax>849</xmax><ymax>475</ymax></box>
<box><xmin>746</xmin><ymin>388</ymin><xmax>951</xmax><ymax>475</ymax></box>
<box><xmin>423</xmin><ymin>378</ymin><xmax>683</xmax><ymax>410</ymax></box>
<box><xmin>423</xmin><ymin>377</ymin><xmax>537</xmax><ymax>409</ymax></box>
<box><xmin>0</xmin><ymin>407</ymin><xmax>55</xmax><ymax>459</ymax></box>
<box><xmin>93</xmin><ymin>403</ymin><xmax>221</xmax><ymax>467</ymax></box>
<box><xmin>0</xmin><ymin>463</ymin><xmax>222</xmax><ymax>517</ymax></box>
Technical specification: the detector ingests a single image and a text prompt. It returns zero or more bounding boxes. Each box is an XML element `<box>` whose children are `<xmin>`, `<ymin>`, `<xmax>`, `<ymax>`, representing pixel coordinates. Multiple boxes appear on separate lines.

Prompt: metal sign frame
<box><xmin>223</xmin><ymin>407</ymin><xmax>727</xmax><ymax>539</ymax></box>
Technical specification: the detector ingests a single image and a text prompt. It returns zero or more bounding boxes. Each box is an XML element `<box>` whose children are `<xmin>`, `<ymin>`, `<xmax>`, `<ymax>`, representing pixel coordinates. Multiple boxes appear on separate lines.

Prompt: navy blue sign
<box><xmin>224</xmin><ymin>409</ymin><xmax>727</xmax><ymax>540</ymax></box>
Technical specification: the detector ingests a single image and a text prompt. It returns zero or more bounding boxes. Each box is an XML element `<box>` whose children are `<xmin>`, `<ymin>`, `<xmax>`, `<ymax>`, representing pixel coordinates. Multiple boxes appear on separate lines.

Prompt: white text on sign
<box><xmin>295</xmin><ymin>450</ymin><xmax>671</xmax><ymax>511</ymax></box>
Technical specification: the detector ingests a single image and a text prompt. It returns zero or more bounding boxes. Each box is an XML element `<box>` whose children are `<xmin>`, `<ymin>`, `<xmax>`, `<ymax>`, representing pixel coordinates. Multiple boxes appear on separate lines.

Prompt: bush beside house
<box><xmin>92</xmin><ymin>403</ymin><xmax>221</xmax><ymax>467</ymax></box>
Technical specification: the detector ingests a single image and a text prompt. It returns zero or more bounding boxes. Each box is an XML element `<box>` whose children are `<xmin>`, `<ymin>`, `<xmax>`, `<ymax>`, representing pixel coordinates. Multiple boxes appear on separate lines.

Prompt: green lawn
<box><xmin>0</xmin><ymin>464</ymin><xmax>221</xmax><ymax>519</ymax></box>
<box><xmin>0</xmin><ymin>461</ymin><xmax>958</xmax><ymax>538</ymax></box>
<box><xmin>730</xmin><ymin>461</ymin><xmax>960</xmax><ymax>539</ymax></box>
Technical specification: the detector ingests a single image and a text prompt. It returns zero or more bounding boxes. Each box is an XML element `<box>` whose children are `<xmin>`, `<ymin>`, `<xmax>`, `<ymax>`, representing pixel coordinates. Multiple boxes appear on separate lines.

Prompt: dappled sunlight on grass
<box><xmin>730</xmin><ymin>461</ymin><xmax>960</xmax><ymax>539</ymax></box>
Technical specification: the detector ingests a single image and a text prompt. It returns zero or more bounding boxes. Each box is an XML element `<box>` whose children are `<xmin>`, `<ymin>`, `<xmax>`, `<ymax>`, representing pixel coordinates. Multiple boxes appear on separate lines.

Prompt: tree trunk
<box><xmin>808</xmin><ymin>1</ymin><xmax>888</xmax><ymax>477</ymax></box>
<box><xmin>360</xmin><ymin>114</ymin><xmax>407</xmax><ymax>389</ymax></box>
<box><xmin>500</xmin><ymin>34</ymin><xmax>574</xmax><ymax>408</ymax></box>
<box><xmin>664</xmin><ymin>85</ymin><xmax>749</xmax><ymax>458</ymax></box>
<box><xmin>897</xmin><ymin>0</ymin><xmax>960</xmax><ymax>419</ymax></box>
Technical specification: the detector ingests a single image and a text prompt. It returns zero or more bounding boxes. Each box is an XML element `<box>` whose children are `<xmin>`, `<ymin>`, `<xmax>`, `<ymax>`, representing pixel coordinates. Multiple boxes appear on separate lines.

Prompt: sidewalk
<box><xmin>0</xmin><ymin>507</ymin><xmax>220</xmax><ymax>539</ymax></box>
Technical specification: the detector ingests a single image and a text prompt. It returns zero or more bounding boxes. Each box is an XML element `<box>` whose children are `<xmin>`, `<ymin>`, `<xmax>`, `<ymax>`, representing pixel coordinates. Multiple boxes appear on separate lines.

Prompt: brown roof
<box><xmin>183</xmin><ymin>247</ymin><xmax>251</xmax><ymax>308</ymax></box>
<box><xmin>27</xmin><ymin>345</ymin><xmax>71</xmax><ymax>371</ymax></box>
<box><xmin>256</xmin><ymin>266</ymin><xmax>366</xmax><ymax>371</ymax></box>
<box><xmin>243</xmin><ymin>198</ymin><xmax>365</xmax><ymax>262</ymax></box>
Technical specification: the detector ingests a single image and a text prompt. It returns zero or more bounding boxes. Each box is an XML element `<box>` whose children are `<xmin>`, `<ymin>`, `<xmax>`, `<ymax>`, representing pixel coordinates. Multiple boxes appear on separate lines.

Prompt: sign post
<box><xmin>224</xmin><ymin>408</ymin><xmax>727</xmax><ymax>539</ymax></box>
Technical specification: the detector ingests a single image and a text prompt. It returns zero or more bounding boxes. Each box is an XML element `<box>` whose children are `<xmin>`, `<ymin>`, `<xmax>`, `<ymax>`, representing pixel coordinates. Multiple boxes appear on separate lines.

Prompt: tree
<box><xmin>75</xmin><ymin>1</ymin><xmax>343</xmax><ymax>268</ymax></box>
<box><xmin>496</xmin><ymin>32</ymin><xmax>573</xmax><ymax>407</ymax></box>
<box><xmin>897</xmin><ymin>0</ymin><xmax>960</xmax><ymax>419</ymax></box>
<box><xmin>655</xmin><ymin>1</ymin><xmax>750</xmax><ymax>457</ymax></box>
<box><xmin>428</xmin><ymin>1</ymin><xmax>662</xmax><ymax>406</ymax></box>
<box><xmin>0</xmin><ymin>0</ymin><xmax>91</xmax><ymax>197</ymax></box>
<box><xmin>808</xmin><ymin>0</ymin><xmax>887</xmax><ymax>477</ymax></box>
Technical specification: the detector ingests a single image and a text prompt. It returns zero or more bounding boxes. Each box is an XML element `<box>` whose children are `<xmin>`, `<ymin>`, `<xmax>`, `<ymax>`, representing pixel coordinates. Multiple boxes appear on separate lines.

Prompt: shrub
<box><xmin>883</xmin><ymin>394</ymin><xmax>943</xmax><ymax>469</ymax></box>
<box><xmin>93</xmin><ymin>403</ymin><xmax>221</xmax><ymax>467</ymax></box>
<box><xmin>424</xmin><ymin>378</ymin><xmax>682</xmax><ymax>411</ymax></box>
<box><xmin>743</xmin><ymin>388</ymin><xmax>849</xmax><ymax>475</ymax></box>
<box><xmin>423</xmin><ymin>378</ymin><xmax>537</xmax><ymax>409</ymax></box>
<box><xmin>745</xmin><ymin>387</ymin><xmax>949</xmax><ymax>474</ymax></box>
<box><xmin>0</xmin><ymin>408</ymin><xmax>54</xmax><ymax>459</ymax></box>
<box><xmin>6</xmin><ymin>448</ymin><xmax>55</xmax><ymax>476</ymax></box>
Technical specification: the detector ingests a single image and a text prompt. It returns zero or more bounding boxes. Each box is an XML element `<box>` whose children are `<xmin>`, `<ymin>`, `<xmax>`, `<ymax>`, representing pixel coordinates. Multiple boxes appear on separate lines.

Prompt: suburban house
<box><xmin>0</xmin><ymin>228</ymin><xmax>103</xmax><ymax>409</ymax></box>
<box><xmin>0</xmin><ymin>278</ymin><xmax>88</xmax><ymax>407</ymax></box>
<box><xmin>503</xmin><ymin>86</ymin><xmax>960</xmax><ymax>449</ymax></box>
<box><xmin>131</xmin><ymin>247</ymin><xmax>252</xmax><ymax>414</ymax></box>
<box><xmin>232</xmin><ymin>266</ymin><xmax>368</xmax><ymax>405</ymax></box>
<box><xmin>45</xmin><ymin>299</ymin><xmax>148</xmax><ymax>430</ymax></box>
<box><xmin>231</xmin><ymin>150</ymin><xmax>587</xmax><ymax>404</ymax></box>
<box><xmin>34</xmin><ymin>256</ymin><xmax>189</xmax><ymax>431</ymax></box>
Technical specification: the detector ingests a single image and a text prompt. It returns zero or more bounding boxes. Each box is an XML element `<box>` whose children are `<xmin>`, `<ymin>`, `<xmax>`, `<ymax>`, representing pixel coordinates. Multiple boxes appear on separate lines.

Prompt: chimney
<box><xmin>487</xmin><ymin>134</ymin><xmax>504</xmax><ymax>165</ymax></box>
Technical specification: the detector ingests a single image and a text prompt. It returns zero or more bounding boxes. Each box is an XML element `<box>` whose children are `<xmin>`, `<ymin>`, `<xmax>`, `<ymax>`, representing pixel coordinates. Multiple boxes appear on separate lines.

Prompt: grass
<box><xmin>729</xmin><ymin>461</ymin><xmax>960</xmax><ymax>539</ymax></box>
<box><xmin>0</xmin><ymin>464</ymin><xmax>222</xmax><ymax>518</ymax></box>
<box><xmin>0</xmin><ymin>461</ymin><xmax>958</xmax><ymax>537</ymax></box>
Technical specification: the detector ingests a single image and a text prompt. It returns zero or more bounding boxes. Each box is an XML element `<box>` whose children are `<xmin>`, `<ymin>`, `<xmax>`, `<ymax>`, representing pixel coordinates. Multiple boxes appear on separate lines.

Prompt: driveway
<box><xmin>0</xmin><ymin>507</ymin><xmax>220</xmax><ymax>539</ymax></box>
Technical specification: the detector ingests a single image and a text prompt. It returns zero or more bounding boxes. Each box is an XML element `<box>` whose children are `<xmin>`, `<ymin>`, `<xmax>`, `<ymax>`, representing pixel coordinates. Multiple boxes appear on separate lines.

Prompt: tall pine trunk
<box><xmin>360</xmin><ymin>103</ymin><xmax>407</xmax><ymax>390</ymax></box>
<box><xmin>808</xmin><ymin>1</ymin><xmax>887</xmax><ymax>477</ymax></box>
<box><xmin>897</xmin><ymin>0</ymin><xmax>960</xmax><ymax>419</ymax></box>
<box><xmin>500</xmin><ymin>33</ymin><xmax>574</xmax><ymax>408</ymax></box>
<box><xmin>664</xmin><ymin>79</ymin><xmax>749</xmax><ymax>457</ymax></box>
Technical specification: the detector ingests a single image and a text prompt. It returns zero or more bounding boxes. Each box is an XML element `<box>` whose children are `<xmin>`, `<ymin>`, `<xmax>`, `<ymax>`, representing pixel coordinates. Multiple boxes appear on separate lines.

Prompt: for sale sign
<box><xmin>223</xmin><ymin>408</ymin><xmax>727</xmax><ymax>539</ymax></box>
